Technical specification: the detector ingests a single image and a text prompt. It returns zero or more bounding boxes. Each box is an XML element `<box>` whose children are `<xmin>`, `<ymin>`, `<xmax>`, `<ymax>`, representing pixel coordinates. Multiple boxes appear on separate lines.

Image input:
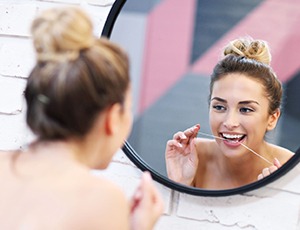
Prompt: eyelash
<box><xmin>212</xmin><ymin>105</ymin><xmax>255</xmax><ymax>113</ymax></box>
<box><xmin>212</xmin><ymin>105</ymin><xmax>226</xmax><ymax>111</ymax></box>
<box><xmin>240</xmin><ymin>107</ymin><xmax>254</xmax><ymax>113</ymax></box>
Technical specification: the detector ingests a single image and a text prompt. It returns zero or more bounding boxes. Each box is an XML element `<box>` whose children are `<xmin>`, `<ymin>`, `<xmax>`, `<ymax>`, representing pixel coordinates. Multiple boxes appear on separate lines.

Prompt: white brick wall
<box><xmin>1</xmin><ymin>1</ymin><xmax>300</xmax><ymax>229</ymax></box>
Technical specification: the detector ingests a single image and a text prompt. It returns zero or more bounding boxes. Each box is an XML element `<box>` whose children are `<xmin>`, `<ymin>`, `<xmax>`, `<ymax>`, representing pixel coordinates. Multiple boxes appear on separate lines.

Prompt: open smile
<box><xmin>220</xmin><ymin>133</ymin><xmax>246</xmax><ymax>144</ymax></box>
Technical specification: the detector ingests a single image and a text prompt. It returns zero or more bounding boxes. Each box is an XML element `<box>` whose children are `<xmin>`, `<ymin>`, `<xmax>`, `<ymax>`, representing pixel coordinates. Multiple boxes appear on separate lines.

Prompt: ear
<box><xmin>105</xmin><ymin>103</ymin><xmax>122</xmax><ymax>135</ymax></box>
<box><xmin>266</xmin><ymin>109</ymin><xmax>280</xmax><ymax>131</ymax></box>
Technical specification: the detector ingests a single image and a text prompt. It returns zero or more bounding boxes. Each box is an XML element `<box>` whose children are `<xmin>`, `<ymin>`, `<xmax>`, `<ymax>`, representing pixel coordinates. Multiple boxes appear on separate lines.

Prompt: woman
<box><xmin>0</xmin><ymin>7</ymin><xmax>163</xmax><ymax>229</ymax></box>
<box><xmin>165</xmin><ymin>37</ymin><xmax>294</xmax><ymax>189</ymax></box>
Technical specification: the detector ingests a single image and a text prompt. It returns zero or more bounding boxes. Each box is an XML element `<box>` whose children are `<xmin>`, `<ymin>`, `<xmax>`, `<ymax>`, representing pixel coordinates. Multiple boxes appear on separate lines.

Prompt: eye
<box><xmin>212</xmin><ymin>105</ymin><xmax>226</xmax><ymax>111</ymax></box>
<box><xmin>240</xmin><ymin>107</ymin><xmax>254</xmax><ymax>113</ymax></box>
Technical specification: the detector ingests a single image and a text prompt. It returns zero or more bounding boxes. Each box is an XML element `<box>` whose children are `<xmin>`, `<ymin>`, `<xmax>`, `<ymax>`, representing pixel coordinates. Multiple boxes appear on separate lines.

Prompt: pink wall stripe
<box><xmin>138</xmin><ymin>0</ymin><xmax>196</xmax><ymax>113</ymax></box>
<box><xmin>191</xmin><ymin>0</ymin><xmax>300</xmax><ymax>83</ymax></box>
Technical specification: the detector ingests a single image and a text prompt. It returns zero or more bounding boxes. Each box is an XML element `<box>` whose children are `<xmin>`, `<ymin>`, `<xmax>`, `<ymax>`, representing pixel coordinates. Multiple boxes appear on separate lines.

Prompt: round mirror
<box><xmin>102</xmin><ymin>0</ymin><xmax>300</xmax><ymax>196</ymax></box>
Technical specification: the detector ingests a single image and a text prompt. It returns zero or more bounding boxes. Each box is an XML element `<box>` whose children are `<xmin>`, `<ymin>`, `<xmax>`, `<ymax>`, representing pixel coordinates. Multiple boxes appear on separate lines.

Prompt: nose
<box><xmin>223</xmin><ymin>111</ymin><xmax>240</xmax><ymax>130</ymax></box>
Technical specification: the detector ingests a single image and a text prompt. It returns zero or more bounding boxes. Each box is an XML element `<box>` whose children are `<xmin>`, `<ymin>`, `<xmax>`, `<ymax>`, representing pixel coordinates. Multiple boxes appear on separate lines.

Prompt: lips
<box><xmin>220</xmin><ymin>133</ymin><xmax>246</xmax><ymax>143</ymax></box>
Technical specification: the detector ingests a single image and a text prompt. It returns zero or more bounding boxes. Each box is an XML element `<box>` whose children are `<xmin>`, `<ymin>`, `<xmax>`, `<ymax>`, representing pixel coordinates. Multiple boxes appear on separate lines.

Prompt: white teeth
<box><xmin>222</xmin><ymin>133</ymin><xmax>243</xmax><ymax>139</ymax></box>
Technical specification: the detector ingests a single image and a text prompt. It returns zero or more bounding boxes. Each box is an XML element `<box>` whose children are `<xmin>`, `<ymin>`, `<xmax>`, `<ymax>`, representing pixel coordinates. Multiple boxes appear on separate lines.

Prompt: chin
<box><xmin>216</xmin><ymin>140</ymin><xmax>245</xmax><ymax>158</ymax></box>
<box><xmin>90</xmin><ymin>158</ymin><xmax>110</xmax><ymax>169</ymax></box>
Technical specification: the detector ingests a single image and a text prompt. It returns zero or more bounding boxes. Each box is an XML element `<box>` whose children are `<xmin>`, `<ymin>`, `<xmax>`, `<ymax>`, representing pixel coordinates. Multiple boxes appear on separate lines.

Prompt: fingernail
<box><xmin>143</xmin><ymin>171</ymin><xmax>152</xmax><ymax>180</ymax></box>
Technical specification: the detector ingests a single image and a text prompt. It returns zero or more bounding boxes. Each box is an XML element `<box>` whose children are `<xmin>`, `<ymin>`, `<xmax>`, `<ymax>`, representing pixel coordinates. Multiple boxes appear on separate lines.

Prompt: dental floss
<box><xmin>197</xmin><ymin>131</ymin><xmax>273</xmax><ymax>165</ymax></box>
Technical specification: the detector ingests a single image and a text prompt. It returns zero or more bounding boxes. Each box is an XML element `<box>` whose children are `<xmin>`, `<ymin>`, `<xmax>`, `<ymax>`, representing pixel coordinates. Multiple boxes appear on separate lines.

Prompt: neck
<box><xmin>23</xmin><ymin>114</ymin><xmax>112</xmax><ymax>170</ymax></box>
<box><xmin>28</xmin><ymin>139</ymin><xmax>81</xmax><ymax>161</ymax></box>
<box><xmin>28</xmin><ymin>136</ymin><xmax>100</xmax><ymax>169</ymax></box>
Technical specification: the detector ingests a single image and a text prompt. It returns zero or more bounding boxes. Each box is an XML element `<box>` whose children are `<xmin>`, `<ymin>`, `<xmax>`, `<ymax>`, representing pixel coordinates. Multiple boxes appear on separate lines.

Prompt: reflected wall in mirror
<box><xmin>108</xmin><ymin>0</ymin><xmax>300</xmax><ymax>193</ymax></box>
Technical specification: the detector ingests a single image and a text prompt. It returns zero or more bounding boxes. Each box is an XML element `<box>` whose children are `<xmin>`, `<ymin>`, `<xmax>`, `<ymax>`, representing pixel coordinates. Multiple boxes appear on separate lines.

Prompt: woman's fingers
<box><xmin>257</xmin><ymin>158</ymin><xmax>281</xmax><ymax>180</ymax></box>
<box><xmin>136</xmin><ymin>172</ymin><xmax>164</xmax><ymax>220</ymax></box>
<box><xmin>142</xmin><ymin>172</ymin><xmax>164</xmax><ymax>214</ymax></box>
<box><xmin>166</xmin><ymin>139</ymin><xmax>182</xmax><ymax>149</ymax></box>
<box><xmin>187</xmin><ymin>124</ymin><xmax>200</xmax><ymax>139</ymax></box>
<box><xmin>172</xmin><ymin>124</ymin><xmax>200</xmax><ymax>144</ymax></box>
<box><xmin>130</xmin><ymin>172</ymin><xmax>164</xmax><ymax>230</ymax></box>
<box><xmin>262</xmin><ymin>167</ymin><xmax>271</xmax><ymax>177</ymax></box>
<box><xmin>257</xmin><ymin>167</ymin><xmax>271</xmax><ymax>180</ymax></box>
<box><xmin>173</xmin><ymin>131</ymin><xmax>186</xmax><ymax>142</ymax></box>
<box><xmin>183</xmin><ymin>124</ymin><xmax>200</xmax><ymax>139</ymax></box>
<box><xmin>273</xmin><ymin>157</ymin><xmax>281</xmax><ymax>168</ymax></box>
<box><xmin>166</xmin><ymin>139</ymin><xmax>192</xmax><ymax>157</ymax></box>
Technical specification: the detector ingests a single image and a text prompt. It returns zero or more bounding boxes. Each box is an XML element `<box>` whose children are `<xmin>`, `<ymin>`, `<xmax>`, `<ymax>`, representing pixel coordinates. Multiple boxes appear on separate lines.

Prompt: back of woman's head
<box><xmin>210</xmin><ymin>37</ymin><xmax>282</xmax><ymax>115</ymax></box>
<box><xmin>25</xmin><ymin>7</ymin><xmax>130</xmax><ymax>140</ymax></box>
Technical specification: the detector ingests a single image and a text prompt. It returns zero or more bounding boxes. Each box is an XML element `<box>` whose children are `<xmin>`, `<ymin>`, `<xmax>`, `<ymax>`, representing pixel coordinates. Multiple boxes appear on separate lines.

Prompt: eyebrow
<box><xmin>211</xmin><ymin>97</ymin><xmax>260</xmax><ymax>105</ymax></box>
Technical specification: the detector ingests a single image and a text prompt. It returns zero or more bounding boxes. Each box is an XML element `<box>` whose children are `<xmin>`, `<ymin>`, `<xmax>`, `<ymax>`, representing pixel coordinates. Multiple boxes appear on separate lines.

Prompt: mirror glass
<box><xmin>107</xmin><ymin>0</ymin><xmax>300</xmax><ymax>194</ymax></box>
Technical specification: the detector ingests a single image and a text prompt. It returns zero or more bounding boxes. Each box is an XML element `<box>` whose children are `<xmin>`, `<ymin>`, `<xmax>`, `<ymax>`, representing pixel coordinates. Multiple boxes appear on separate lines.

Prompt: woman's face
<box><xmin>209</xmin><ymin>73</ymin><xmax>278</xmax><ymax>158</ymax></box>
<box><xmin>98</xmin><ymin>86</ymin><xmax>133</xmax><ymax>169</ymax></box>
<box><xmin>121</xmin><ymin>86</ymin><xmax>133</xmax><ymax>141</ymax></box>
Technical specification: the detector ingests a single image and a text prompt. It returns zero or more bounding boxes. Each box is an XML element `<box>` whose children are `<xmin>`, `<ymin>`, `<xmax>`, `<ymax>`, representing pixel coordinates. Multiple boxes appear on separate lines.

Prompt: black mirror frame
<box><xmin>101</xmin><ymin>0</ymin><xmax>126</xmax><ymax>38</ymax></box>
<box><xmin>101</xmin><ymin>0</ymin><xmax>300</xmax><ymax>197</ymax></box>
<box><xmin>122</xmin><ymin>141</ymin><xmax>300</xmax><ymax>196</ymax></box>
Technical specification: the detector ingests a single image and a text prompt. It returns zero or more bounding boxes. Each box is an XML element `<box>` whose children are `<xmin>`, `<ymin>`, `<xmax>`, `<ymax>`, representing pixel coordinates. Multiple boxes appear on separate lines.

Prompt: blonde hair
<box><xmin>31</xmin><ymin>7</ymin><xmax>95</xmax><ymax>62</ymax></box>
<box><xmin>223</xmin><ymin>37</ymin><xmax>271</xmax><ymax>65</ymax></box>
<box><xmin>25</xmin><ymin>7</ymin><xmax>130</xmax><ymax>140</ymax></box>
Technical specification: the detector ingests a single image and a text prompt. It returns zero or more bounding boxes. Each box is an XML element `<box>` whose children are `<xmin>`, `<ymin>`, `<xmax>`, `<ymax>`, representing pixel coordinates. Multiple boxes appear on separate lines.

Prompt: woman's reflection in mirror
<box><xmin>165</xmin><ymin>37</ymin><xmax>294</xmax><ymax>189</ymax></box>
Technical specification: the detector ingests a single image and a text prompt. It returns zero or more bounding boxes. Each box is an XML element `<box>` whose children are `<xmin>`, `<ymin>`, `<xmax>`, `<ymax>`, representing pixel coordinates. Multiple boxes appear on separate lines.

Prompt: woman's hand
<box><xmin>257</xmin><ymin>158</ymin><xmax>281</xmax><ymax>180</ymax></box>
<box><xmin>130</xmin><ymin>172</ymin><xmax>164</xmax><ymax>230</ymax></box>
<box><xmin>165</xmin><ymin>124</ymin><xmax>200</xmax><ymax>186</ymax></box>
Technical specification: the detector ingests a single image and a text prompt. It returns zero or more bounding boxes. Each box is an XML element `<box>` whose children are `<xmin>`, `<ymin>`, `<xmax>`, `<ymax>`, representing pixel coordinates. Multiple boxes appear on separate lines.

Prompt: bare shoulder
<box><xmin>269</xmin><ymin>143</ymin><xmax>295</xmax><ymax>164</ymax></box>
<box><xmin>0</xmin><ymin>150</ymin><xmax>19</xmax><ymax>168</ymax></box>
<box><xmin>69</xmin><ymin>174</ymin><xmax>130</xmax><ymax>230</ymax></box>
<box><xmin>0</xmin><ymin>151</ymin><xmax>130</xmax><ymax>229</ymax></box>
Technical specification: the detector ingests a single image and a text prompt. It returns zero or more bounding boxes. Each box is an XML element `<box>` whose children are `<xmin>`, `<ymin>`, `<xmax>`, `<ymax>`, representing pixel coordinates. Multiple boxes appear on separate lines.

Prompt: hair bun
<box><xmin>223</xmin><ymin>37</ymin><xmax>271</xmax><ymax>65</ymax></box>
<box><xmin>31</xmin><ymin>7</ymin><xmax>95</xmax><ymax>62</ymax></box>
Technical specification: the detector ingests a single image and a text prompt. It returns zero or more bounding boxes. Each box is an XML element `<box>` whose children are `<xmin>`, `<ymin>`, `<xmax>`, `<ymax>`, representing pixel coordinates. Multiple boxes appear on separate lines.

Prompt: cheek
<box><xmin>209</xmin><ymin>112</ymin><xmax>223</xmax><ymax>133</ymax></box>
<box><xmin>241</xmin><ymin>120</ymin><xmax>254</xmax><ymax>132</ymax></box>
<box><xmin>128</xmin><ymin>113</ymin><xmax>133</xmax><ymax>133</ymax></box>
<box><xmin>209</xmin><ymin>111</ymin><xmax>223</xmax><ymax>126</ymax></box>
<box><xmin>241</xmin><ymin>116</ymin><xmax>268</xmax><ymax>135</ymax></box>
<box><xmin>124</xmin><ymin>110</ymin><xmax>133</xmax><ymax>137</ymax></box>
